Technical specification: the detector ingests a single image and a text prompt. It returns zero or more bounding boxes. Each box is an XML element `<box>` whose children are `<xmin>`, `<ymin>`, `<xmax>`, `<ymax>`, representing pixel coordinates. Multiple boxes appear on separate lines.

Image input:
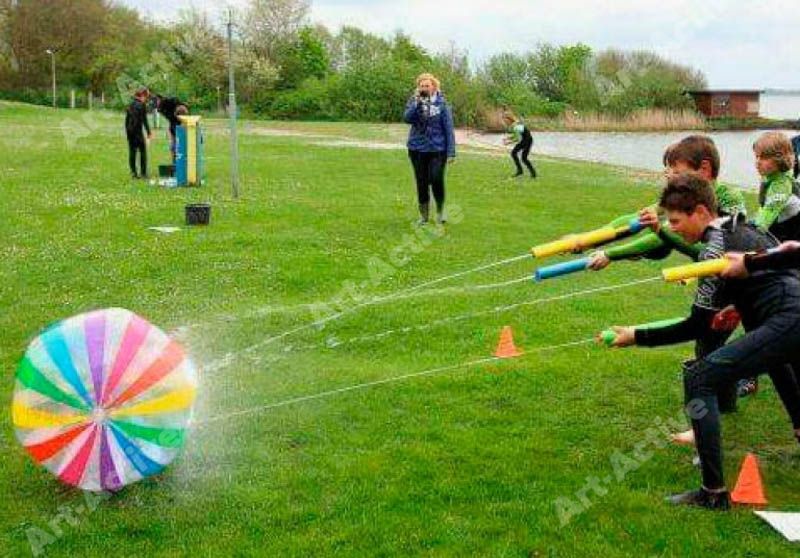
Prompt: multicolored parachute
<box><xmin>12</xmin><ymin>308</ymin><xmax>197</xmax><ymax>491</ymax></box>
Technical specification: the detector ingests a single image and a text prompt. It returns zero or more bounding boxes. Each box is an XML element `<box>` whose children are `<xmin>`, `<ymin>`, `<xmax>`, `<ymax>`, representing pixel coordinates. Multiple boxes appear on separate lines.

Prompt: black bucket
<box><xmin>185</xmin><ymin>203</ymin><xmax>211</xmax><ymax>226</ymax></box>
<box><xmin>159</xmin><ymin>164</ymin><xmax>175</xmax><ymax>178</ymax></box>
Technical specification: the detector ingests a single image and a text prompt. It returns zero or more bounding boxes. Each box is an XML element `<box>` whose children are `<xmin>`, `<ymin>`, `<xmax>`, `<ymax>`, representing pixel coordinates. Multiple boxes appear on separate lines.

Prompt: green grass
<box><xmin>1</xmin><ymin>100</ymin><xmax>799</xmax><ymax>557</ymax></box>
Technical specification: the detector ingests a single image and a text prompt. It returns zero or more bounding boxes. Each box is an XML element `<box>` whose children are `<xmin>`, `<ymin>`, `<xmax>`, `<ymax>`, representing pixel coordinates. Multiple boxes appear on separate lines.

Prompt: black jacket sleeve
<box><xmin>634</xmin><ymin>305</ymin><xmax>717</xmax><ymax>347</ymax></box>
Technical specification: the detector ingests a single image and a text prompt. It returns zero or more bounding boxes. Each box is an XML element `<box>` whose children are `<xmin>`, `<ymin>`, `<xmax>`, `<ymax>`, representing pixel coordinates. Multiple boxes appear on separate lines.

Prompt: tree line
<box><xmin>0</xmin><ymin>0</ymin><xmax>707</xmax><ymax>127</ymax></box>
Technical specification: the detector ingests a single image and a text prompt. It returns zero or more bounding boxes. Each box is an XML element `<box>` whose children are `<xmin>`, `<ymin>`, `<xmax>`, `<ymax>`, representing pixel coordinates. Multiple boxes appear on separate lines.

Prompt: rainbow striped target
<box><xmin>12</xmin><ymin>308</ymin><xmax>197</xmax><ymax>491</ymax></box>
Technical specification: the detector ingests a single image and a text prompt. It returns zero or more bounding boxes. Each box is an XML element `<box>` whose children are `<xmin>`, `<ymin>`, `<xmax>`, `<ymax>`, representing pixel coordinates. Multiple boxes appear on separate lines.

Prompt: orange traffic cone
<box><xmin>731</xmin><ymin>452</ymin><xmax>767</xmax><ymax>505</ymax></box>
<box><xmin>494</xmin><ymin>326</ymin><xmax>522</xmax><ymax>358</ymax></box>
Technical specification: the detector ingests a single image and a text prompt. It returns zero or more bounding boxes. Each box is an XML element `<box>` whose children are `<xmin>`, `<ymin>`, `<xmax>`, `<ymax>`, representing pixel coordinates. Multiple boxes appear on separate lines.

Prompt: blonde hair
<box><xmin>753</xmin><ymin>131</ymin><xmax>795</xmax><ymax>173</ymax></box>
<box><xmin>416</xmin><ymin>73</ymin><xmax>440</xmax><ymax>91</ymax></box>
<box><xmin>502</xmin><ymin>110</ymin><xmax>518</xmax><ymax>125</ymax></box>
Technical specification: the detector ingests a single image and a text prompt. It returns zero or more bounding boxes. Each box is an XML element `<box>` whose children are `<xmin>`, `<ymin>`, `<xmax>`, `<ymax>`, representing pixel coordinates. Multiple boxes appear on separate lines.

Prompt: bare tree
<box><xmin>243</xmin><ymin>0</ymin><xmax>309</xmax><ymax>60</ymax></box>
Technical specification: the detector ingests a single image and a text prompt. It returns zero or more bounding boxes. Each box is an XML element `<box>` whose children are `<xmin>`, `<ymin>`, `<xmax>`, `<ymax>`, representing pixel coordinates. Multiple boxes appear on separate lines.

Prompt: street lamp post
<box><xmin>45</xmin><ymin>49</ymin><xmax>56</xmax><ymax>109</ymax></box>
<box><xmin>227</xmin><ymin>8</ymin><xmax>240</xmax><ymax>199</ymax></box>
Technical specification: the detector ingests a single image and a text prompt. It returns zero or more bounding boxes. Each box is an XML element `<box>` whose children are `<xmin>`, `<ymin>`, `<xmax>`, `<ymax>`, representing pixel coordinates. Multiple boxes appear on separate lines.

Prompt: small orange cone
<box><xmin>494</xmin><ymin>326</ymin><xmax>523</xmax><ymax>358</ymax></box>
<box><xmin>731</xmin><ymin>452</ymin><xmax>768</xmax><ymax>505</ymax></box>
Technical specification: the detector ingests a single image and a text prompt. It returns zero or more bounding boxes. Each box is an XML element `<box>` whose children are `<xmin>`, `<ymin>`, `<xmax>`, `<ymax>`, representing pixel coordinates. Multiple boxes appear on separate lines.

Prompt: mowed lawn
<box><xmin>1</xmin><ymin>101</ymin><xmax>798</xmax><ymax>557</ymax></box>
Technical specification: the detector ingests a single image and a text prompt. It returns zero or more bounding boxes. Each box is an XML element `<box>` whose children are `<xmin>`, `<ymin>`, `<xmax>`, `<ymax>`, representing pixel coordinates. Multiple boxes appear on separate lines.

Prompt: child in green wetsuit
<box><xmin>752</xmin><ymin>132</ymin><xmax>800</xmax><ymax>241</ymax></box>
<box><xmin>587</xmin><ymin>136</ymin><xmax>747</xmax><ymax>269</ymax></box>
<box><xmin>502</xmin><ymin>112</ymin><xmax>537</xmax><ymax>178</ymax></box>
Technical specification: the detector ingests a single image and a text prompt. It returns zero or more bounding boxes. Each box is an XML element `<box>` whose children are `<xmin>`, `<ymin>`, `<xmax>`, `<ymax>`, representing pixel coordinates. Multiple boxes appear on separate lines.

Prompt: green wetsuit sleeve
<box><xmin>604</xmin><ymin>212</ymin><xmax>639</xmax><ymax>229</ymax></box>
<box><xmin>755</xmin><ymin>177</ymin><xmax>793</xmax><ymax>229</ymax></box>
<box><xmin>658</xmin><ymin>227</ymin><xmax>703</xmax><ymax>260</ymax></box>
<box><xmin>605</xmin><ymin>231</ymin><xmax>666</xmax><ymax>260</ymax></box>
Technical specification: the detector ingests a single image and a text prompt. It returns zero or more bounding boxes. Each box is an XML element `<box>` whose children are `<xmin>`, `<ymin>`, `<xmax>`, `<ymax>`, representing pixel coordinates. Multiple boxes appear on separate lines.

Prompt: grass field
<box><xmin>1</xmin><ymin>101</ymin><xmax>799</xmax><ymax>557</ymax></box>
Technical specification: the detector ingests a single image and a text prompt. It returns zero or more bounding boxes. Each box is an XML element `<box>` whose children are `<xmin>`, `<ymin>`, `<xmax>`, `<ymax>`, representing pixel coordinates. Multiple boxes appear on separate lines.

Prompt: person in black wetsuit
<box><xmin>723</xmin><ymin>241</ymin><xmax>800</xmax><ymax>278</ymax></box>
<box><xmin>153</xmin><ymin>95</ymin><xmax>188</xmax><ymax>163</ymax></box>
<box><xmin>125</xmin><ymin>87</ymin><xmax>152</xmax><ymax>179</ymax></box>
<box><xmin>502</xmin><ymin>112</ymin><xmax>536</xmax><ymax>178</ymax></box>
<box><xmin>606</xmin><ymin>172</ymin><xmax>800</xmax><ymax>510</ymax></box>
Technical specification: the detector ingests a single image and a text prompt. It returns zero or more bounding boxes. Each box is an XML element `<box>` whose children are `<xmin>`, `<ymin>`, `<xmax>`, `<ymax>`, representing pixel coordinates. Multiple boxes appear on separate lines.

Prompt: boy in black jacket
<box><xmin>154</xmin><ymin>95</ymin><xmax>188</xmax><ymax>163</ymax></box>
<box><xmin>125</xmin><ymin>87</ymin><xmax>152</xmax><ymax>179</ymax></box>
<box><xmin>606</xmin><ymin>173</ymin><xmax>800</xmax><ymax>510</ymax></box>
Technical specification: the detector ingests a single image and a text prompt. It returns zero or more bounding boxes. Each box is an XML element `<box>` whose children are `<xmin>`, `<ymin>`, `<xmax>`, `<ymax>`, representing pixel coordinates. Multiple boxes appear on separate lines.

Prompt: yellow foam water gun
<box><xmin>531</xmin><ymin>217</ymin><xmax>644</xmax><ymax>259</ymax></box>
<box><xmin>662</xmin><ymin>258</ymin><xmax>730</xmax><ymax>283</ymax></box>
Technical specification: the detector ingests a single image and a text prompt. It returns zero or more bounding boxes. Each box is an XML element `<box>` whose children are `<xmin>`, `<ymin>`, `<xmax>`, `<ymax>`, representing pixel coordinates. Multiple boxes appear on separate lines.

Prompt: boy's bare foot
<box><xmin>671</xmin><ymin>429</ymin><xmax>695</xmax><ymax>446</ymax></box>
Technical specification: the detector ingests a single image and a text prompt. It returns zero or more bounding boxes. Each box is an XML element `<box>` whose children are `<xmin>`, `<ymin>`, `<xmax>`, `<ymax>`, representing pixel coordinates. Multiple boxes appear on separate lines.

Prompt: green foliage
<box><xmin>268</xmin><ymin>76</ymin><xmax>336</xmax><ymax>119</ymax></box>
<box><xmin>277</xmin><ymin>26</ymin><xmax>330</xmax><ymax>89</ymax></box>
<box><xmin>574</xmin><ymin>49</ymin><xmax>707</xmax><ymax>115</ymax></box>
<box><xmin>0</xmin><ymin>1</ymin><xmax>708</xmax><ymax>126</ymax></box>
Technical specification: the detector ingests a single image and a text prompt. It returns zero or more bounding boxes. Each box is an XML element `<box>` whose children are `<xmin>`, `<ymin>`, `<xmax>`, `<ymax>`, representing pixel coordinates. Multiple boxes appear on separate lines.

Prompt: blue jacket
<box><xmin>404</xmin><ymin>92</ymin><xmax>456</xmax><ymax>158</ymax></box>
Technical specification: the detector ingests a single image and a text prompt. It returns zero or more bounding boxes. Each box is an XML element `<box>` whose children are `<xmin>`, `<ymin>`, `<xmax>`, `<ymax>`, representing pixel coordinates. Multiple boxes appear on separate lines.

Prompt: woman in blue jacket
<box><xmin>404</xmin><ymin>73</ymin><xmax>456</xmax><ymax>225</ymax></box>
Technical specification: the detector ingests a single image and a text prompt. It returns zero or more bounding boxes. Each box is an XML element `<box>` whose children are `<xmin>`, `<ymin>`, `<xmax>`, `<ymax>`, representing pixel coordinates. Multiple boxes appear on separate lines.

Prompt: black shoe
<box><xmin>667</xmin><ymin>487</ymin><xmax>730</xmax><ymax>510</ymax></box>
<box><xmin>131</xmin><ymin>173</ymin><xmax>139</xmax><ymax>179</ymax></box>
<box><xmin>737</xmin><ymin>378</ymin><xmax>758</xmax><ymax>398</ymax></box>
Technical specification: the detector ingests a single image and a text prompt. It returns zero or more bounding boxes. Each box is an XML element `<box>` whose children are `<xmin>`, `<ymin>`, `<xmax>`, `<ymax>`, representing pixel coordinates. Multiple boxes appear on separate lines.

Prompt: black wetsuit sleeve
<box><xmin>745</xmin><ymin>249</ymin><xmax>800</xmax><ymax>272</ymax></box>
<box><xmin>634</xmin><ymin>305</ymin><xmax>717</xmax><ymax>347</ymax></box>
<box><xmin>141</xmin><ymin>103</ymin><xmax>150</xmax><ymax>135</ymax></box>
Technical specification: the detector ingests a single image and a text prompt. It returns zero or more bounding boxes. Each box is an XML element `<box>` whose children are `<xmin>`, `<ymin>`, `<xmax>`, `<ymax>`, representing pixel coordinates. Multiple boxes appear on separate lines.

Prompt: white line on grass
<box><xmin>197</xmin><ymin>338</ymin><xmax>597</xmax><ymax>425</ymax></box>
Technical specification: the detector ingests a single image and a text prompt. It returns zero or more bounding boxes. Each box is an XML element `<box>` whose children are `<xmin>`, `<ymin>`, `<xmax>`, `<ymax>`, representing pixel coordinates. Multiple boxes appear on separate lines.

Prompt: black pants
<box><xmin>695</xmin><ymin>329</ymin><xmax>737</xmax><ymax>414</ymax></box>
<box><xmin>408</xmin><ymin>150</ymin><xmax>446</xmax><ymax>209</ymax></box>
<box><xmin>684</xmin><ymin>306</ymin><xmax>800</xmax><ymax>489</ymax></box>
<box><xmin>511</xmin><ymin>138</ymin><xmax>536</xmax><ymax>177</ymax></box>
<box><xmin>128</xmin><ymin>135</ymin><xmax>147</xmax><ymax>177</ymax></box>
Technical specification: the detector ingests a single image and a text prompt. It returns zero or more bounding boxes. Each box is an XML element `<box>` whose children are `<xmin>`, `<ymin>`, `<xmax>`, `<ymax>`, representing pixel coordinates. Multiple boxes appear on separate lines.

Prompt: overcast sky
<box><xmin>121</xmin><ymin>0</ymin><xmax>800</xmax><ymax>89</ymax></box>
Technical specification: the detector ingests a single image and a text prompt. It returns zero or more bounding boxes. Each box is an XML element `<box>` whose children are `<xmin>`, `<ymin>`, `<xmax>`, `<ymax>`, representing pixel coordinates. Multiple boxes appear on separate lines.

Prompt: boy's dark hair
<box><xmin>660</xmin><ymin>172</ymin><xmax>718</xmax><ymax>214</ymax></box>
<box><xmin>664</xmin><ymin>135</ymin><xmax>720</xmax><ymax>178</ymax></box>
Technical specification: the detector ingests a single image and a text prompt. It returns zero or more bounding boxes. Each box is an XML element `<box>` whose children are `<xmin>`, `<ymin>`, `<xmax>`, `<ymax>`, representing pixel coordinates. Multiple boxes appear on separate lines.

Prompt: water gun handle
<box><xmin>600</xmin><ymin>330</ymin><xmax>617</xmax><ymax>347</ymax></box>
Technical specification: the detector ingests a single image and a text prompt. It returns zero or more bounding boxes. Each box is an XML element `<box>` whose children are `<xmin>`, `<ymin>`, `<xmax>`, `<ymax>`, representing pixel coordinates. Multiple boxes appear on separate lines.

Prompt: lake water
<box><xmin>761</xmin><ymin>91</ymin><xmax>800</xmax><ymax>120</ymax></box>
<box><xmin>478</xmin><ymin>129</ymin><xmax>800</xmax><ymax>187</ymax></box>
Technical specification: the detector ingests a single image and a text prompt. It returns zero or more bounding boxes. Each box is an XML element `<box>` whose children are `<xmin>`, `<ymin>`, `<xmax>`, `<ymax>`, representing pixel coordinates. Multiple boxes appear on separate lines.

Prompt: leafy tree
<box><xmin>277</xmin><ymin>26</ymin><xmax>329</xmax><ymax>89</ymax></box>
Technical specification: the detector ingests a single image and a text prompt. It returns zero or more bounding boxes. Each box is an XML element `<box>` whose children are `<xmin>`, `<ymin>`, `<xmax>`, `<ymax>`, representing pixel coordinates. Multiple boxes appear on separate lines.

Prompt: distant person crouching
<box><xmin>502</xmin><ymin>111</ymin><xmax>537</xmax><ymax>179</ymax></box>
